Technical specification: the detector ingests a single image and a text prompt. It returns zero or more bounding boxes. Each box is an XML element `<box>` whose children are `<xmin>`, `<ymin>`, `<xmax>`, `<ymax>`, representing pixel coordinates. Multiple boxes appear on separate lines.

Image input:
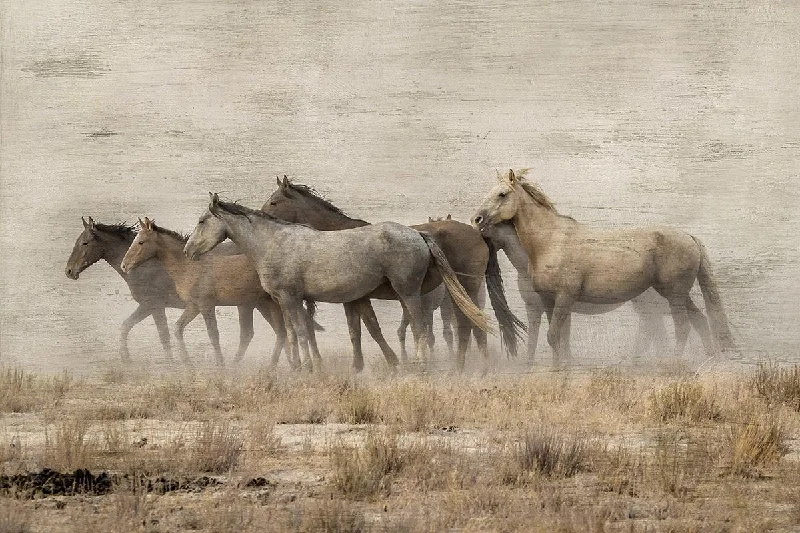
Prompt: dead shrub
<box><xmin>298</xmin><ymin>499</ymin><xmax>367</xmax><ymax>533</ymax></box>
<box><xmin>649</xmin><ymin>380</ymin><xmax>721</xmax><ymax>422</ymax></box>
<box><xmin>329</xmin><ymin>432</ymin><xmax>402</xmax><ymax>500</ymax></box>
<box><xmin>186</xmin><ymin>420</ymin><xmax>244</xmax><ymax>474</ymax></box>
<box><xmin>337</xmin><ymin>385</ymin><xmax>379</xmax><ymax>424</ymax></box>
<box><xmin>751</xmin><ymin>363</ymin><xmax>800</xmax><ymax>411</ymax></box>
<box><xmin>504</xmin><ymin>427</ymin><xmax>588</xmax><ymax>483</ymax></box>
<box><xmin>43</xmin><ymin>419</ymin><xmax>96</xmax><ymax>471</ymax></box>
<box><xmin>725</xmin><ymin>414</ymin><xmax>788</xmax><ymax>477</ymax></box>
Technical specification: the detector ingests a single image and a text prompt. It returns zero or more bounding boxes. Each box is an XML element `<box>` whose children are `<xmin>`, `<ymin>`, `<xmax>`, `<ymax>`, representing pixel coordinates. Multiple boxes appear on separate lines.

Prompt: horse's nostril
<box><xmin>474</xmin><ymin>216</ymin><xmax>483</xmax><ymax>225</ymax></box>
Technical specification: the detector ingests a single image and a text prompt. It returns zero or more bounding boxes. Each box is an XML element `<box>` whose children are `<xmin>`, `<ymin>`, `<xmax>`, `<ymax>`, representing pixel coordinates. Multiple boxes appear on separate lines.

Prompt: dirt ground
<box><xmin>2</xmin><ymin>354</ymin><xmax>800</xmax><ymax>532</ymax></box>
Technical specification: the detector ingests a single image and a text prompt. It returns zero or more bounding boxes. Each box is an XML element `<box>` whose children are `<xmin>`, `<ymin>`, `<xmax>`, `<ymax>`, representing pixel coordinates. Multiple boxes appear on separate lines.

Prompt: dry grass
<box><xmin>2</xmin><ymin>361</ymin><xmax>800</xmax><ymax>532</ymax></box>
<box><xmin>751</xmin><ymin>362</ymin><xmax>800</xmax><ymax>411</ymax></box>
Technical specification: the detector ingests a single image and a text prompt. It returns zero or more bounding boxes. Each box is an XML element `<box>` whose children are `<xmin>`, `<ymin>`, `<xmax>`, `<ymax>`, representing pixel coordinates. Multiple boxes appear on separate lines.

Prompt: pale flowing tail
<box><xmin>485</xmin><ymin>238</ymin><xmax>527</xmax><ymax>357</ymax></box>
<box><xmin>691</xmin><ymin>236</ymin><xmax>736</xmax><ymax>352</ymax></box>
<box><xmin>419</xmin><ymin>232</ymin><xmax>492</xmax><ymax>334</ymax></box>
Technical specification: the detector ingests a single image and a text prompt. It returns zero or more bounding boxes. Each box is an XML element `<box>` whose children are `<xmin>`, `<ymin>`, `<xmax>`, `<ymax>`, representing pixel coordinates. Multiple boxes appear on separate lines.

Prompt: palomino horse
<box><xmin>184</xmin><ymin>194</ymin><xmax>490</xmax><ymax>372</ymax></box>
<box><xmin>120</xmin><ymin>217</ymin><xmax>317</xmax><ymax>367</ymax></box>
<box><xmin>473</xmin><ymin>169</ymin><xmax>735</xmax><ymax>360</ymax></box>
<box><xmin>481</xmin><ymin>221</ymin><xmax>670</xmax><ymax>359</ymax></box>
<box><xmin>262</xmin><ymin>177</ymin><xmax>524</xmax><ymax>370</ymax></box>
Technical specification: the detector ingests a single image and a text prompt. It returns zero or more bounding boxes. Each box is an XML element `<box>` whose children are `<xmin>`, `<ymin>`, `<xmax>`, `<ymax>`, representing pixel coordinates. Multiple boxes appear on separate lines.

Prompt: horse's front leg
<box><xmin>233</xmin><ymin>305</ymin><xmax>255</xmax><ymax>362</ymax></box>
<box><xmin>359</xmin><ymin>299</ymin><xmax>399</xmax><ymax>368</ymax></box>
<box><xmin>174</xmin><ymin>306</ymin><xmax>201</xmax><ymax>363</ymax></box>
<box><xmin>120</xmin><ymin>304</ymin><xmax>152</xmax><ymax>360</ymax></box>
<box><xmin>547</xmin><ymin>293</ymin><xmax>575</xmax><ymax>361</ymax></box>
<box><xmin>278</xmin><ymin>294</ymin><xmax>312</xmax><ymax>372</ymax></box>
<box><xmin>344</xmin><ymin>302</ymin><xmax>365</xmax><ymax>372</ymax></box>
<box><xmin>399</xmin><ymin>294</ymin><xmax>431</xmax><ymax>365</ymax></box>
<box><xmin>519</xmin><ymin>275</ymin><xmax>543</xmax><ymax>360</ymax></box>
<box><xmin>150</xmin><ymin>307</ymin><xmax>173</xmax><ymax>361</ymax></box>
<box><xmin>200</xmin><ymin>307</ymin><xmax>224</xmax><ymax>366</ymax></box>
<box><xmin>255</xmin><ymin>300</ymin><xmax>289</xmax><ymax>368</ymax></box>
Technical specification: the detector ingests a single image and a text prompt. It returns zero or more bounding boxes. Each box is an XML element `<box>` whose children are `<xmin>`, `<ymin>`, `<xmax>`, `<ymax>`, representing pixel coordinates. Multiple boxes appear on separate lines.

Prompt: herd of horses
<box><xmin>65</xmin><ymin>170</ymin><xmax>737</xmax><ymax>372</ymax></box>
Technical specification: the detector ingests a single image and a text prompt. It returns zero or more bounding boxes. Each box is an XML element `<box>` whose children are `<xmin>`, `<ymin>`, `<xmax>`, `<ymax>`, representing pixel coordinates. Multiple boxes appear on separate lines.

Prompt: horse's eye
<box><xmin>499</xmin><ymin>192</ymin><xmax>507</xmax><ymax>198</ymax></box>
<box><xmin>270</xmin><ymin>201</ymin><xmax>278</xmax><ymax>206</ymax></box>
<box><xmin>82</xmin><ymin>242</ymin><xmax>88</xmax><ymax>246</ymax></box>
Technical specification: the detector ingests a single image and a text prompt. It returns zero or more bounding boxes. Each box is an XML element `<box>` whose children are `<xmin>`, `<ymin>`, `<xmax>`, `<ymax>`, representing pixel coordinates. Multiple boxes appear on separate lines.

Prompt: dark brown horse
<box><xmin>262</xmin><ymin>177</ymin><xmax>524</xmax><ymax>370</ymax></box>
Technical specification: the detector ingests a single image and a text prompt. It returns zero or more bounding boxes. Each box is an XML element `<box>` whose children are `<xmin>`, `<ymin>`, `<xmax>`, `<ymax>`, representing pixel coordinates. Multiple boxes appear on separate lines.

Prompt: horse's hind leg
<box><xmin>151</xmin><ymin>307</ymin><xmax>173</xmax><ymax>361</ymax></box>
<box><xmin>174</xmin><ymin>306</ymin><xmax>200</xmax><ymax>363</ymax></box>
<box><xmin>440</xmin><ymin>295</ymin><xmax>456</xmax><ymax>358</ymax></box>
<box><xmin>665</xmin><ymin>296</ymin><xmax>691</xmax><ymax>357</ymax></box>
<box><xmin>233</xmin><ymin>306</ymin><xmax>255</xmax><ymax>363</ymax></box>
<box><xmin>399</xmin><ymin>294</ymin><xmax>431</xmax><ymax>363</ymax></box>
<box><xmin>359</xmin><ymin>299</ymin><xmax>399</xmax><ymax>368</ymax></box>
<box><xmin>397</xmin><ymin>309</ymin><xmax>410</xmax><ymax>363</ymax></box>
<box><xmin>344</xmin><ymin>302</ymin><xmax>365</xmax><ymax>372</ymax></box>
<box><xmin>520</xmin><ymin>276</ymin><xmax>544</xmax><ymax>360</ymax></box>
<box><xmin>547</xmin><ymin>294</ymin><xmax>575</xmax><ymax>361</ymax></box>
<box><xmin>256</xmin><ymin>301</ymin><xmax>289</xmax><ymax>368</ymax></box>
<box><xmin>302</xmin><ymin>306</ymin><xmax>323</xmax><ymax>368</ymax></box>
<box><xmin>686</xmin><ymin>297</ymin><xmax>716</xmax><ymax>356</ymax></box>
<box><xmin>120</xmin><ymin>304</ymin><xmax>152</xmax><ymax>360</ymax></box>
<box><xmin>200</xmin><ymin>308</ymin><xmax>224</xmax><ymax>366</ymax></box>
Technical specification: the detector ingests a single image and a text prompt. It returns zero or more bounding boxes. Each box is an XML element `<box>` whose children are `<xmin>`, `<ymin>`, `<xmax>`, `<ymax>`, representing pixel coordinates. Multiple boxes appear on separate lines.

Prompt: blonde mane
<box><xmin>500</xmin><ymin>169</ymin><xmax>557</xmax><ymax>212</ymax></box>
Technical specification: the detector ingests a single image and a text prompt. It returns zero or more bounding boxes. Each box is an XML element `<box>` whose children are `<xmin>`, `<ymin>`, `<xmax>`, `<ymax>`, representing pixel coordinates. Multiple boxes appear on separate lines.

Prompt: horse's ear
<box><xmin>428</xmin><ymin>216</ymin><xmax>433</xmax><ymax>222</ymax></box>
<box><xmin>276</xmin><ymin>176</ymin><xmax>282</xmax><ymax>187</ymax></box>
<box><xmin>142</xmin><ymin>217</ymin><xmax>153</xmax><ymax>230</ymax></box>
<box><xmin>508</xmin><ymin>169</ymin><xmax>516</xmax><ymax>184</ymax></box>
<box><xmin>282</xmin><ymin>175</ymin><xmax>290</xmax><ymax>188</ymax></box>
<box><xmin>446</xmin><ymin>214</ymin><xmax>452</xmax><ymax>220</ymax></box>
<box><xmin>82</xmin><ymin>217</ymin><xmax>89</xmax><ymax>229</ymax></box>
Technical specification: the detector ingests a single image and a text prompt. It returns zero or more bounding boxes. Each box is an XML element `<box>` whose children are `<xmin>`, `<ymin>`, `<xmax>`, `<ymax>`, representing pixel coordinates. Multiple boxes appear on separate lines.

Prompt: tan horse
<box><xmin>120</xmin><ymin>217</ymin><xmax>319</xmax><ymax>367</ymax></box>
<box><xmin>473</xmin><ymin>169</ymin><xmax>735</xmax><ymax>360</ymax></box>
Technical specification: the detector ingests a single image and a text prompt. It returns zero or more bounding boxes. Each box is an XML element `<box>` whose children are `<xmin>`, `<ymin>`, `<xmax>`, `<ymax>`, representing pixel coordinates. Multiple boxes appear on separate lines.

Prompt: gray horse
<box><xmin>184</xmin><ymin>194</ymin><xmax>490</xmax><ymax>372</ymax></box>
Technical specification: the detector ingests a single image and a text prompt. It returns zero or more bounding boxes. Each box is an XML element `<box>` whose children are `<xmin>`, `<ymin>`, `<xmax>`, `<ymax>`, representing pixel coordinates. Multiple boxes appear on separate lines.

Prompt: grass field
<box><xmin>2</xmin><ymin>356</ymin><xmax>799</xmax><ymax>532</ymax></box>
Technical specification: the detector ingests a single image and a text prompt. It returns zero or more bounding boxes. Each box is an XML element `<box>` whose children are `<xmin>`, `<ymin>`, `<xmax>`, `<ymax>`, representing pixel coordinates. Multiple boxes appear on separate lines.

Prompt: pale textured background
<box><xmin>1</xmin><ymin>0</ymin><xmax>798</xmax><ymax>374</ymax></box>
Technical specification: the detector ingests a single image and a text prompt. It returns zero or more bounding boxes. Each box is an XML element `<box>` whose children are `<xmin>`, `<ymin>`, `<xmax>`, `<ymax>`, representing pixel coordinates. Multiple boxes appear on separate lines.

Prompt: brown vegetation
<box><xmin>1</xmin><ymin>360</ymin><xmax>799</xmax><ymax>532</ymax></box>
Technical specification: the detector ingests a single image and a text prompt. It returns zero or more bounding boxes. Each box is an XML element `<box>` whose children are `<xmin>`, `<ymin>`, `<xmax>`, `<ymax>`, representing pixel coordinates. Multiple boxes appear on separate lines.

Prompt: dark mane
<box><xmin>151</xmin><ymin>224</ymin><xmax>190</xmax><ymax>242</ymax></box>
<box><xmin>216</xmin><ymin>199</ymin><xmax>298</xmax><ymax>226</ymax></box>
<box><xmin>94</xmin><ymin>222</ymin><xmax>137</xmax><ymax>239</ymax></box>
<box><xmin>288</xmin><ymin>181</ymin><xmax>368</xmax><ymax>224</ymax></box>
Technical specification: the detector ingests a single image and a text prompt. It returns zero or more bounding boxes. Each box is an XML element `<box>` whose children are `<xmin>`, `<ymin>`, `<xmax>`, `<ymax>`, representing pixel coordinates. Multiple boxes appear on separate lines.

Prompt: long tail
<box><xmin>304</xmin><ymin>299</ymin><xmax>325</xmax><ymax>332</ymax></box>
<box><xmin>419</xmin><ymin>232</ymin><xmax>492</xmax><ymax>334</ymax></box>
<box><xmin>691</xmin><ymin>236</ymin><xmax>736</xmax><ymax>352</ymax></box>
<box><xmin>484</xmin><ymin>238</ymin><xmax>527</xmax><ymax>357</ymax></box>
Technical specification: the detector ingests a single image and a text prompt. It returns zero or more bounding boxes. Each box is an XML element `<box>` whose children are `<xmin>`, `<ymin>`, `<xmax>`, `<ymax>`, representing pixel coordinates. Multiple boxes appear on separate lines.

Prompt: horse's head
<box><xmin>184</xmin><ymin>193</ymin><xmax>229</xmax><ymax>260</ymax></box>
<box><xmin>120</xmin><ymin>217</ymin><xmax>160</xmax><ymax>273</ymax></box>
<box><xmin>262</xmin><ymin>175</ymin><xmax>304</xmax><ymax>223</ymax></box>
<box><xmin>66</xmin><ymin>217</ymin><xmax>109</xmax><ymax>279</ymax></box>
<box><xmin>472</xmin><ymin>169</ymin><xmax>522</xmax><ymax>231</ymax></box>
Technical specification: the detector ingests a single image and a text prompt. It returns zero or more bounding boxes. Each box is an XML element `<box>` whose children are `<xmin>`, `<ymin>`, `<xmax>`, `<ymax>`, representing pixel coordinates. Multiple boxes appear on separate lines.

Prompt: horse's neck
<box><xmin>302</xmin><ymin>203</ymin><xmax>367</xmax><ymax>230</ymax></box>
<box><xmin>153</xmin><ymin>236</ymin><xmax>192</xmax><ymax>281</ymax></box>
<box><xmin>102</xmin><ymin>237</ymin><xmax>133</xmax><ymax>278</ymax></box>
<box><xmin>492</xmin><ymin>231</ymin><xmax>530</xmax><ymax>273</ymax></box>
<box><xmin>512</xmin><ymin>196</ymin><xmax>568</xmax><ymax>255</ymax></box>
<box><xmin>222</xmin><ymin>214</ymin><xmax>274</xmax><ymax>261</ymax></box>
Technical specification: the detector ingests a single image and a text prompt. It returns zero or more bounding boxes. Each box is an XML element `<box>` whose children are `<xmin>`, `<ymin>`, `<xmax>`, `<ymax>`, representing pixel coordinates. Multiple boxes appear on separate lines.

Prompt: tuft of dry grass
<box><xmin>504</xmin><ymin>427</ymin><xmax>588</xmax><ymax>483</ymax></box>
<box><xmin>0</xmin><ymin>498</ymin><xmax>31</xmax><ymax>533</ymax></box>
<box><xmin>337</xmin><ymin>384</ymin><xmax>379</xmax><ymax>424</ymax></box>
<box><xmin>297</xmin><ymin>499</ymin><xmax>367</xmax><ymax>533</ymax></box>
<box><xmin>43</xmin><ymin>418</ymin><xmax>96</xmax><ymax>471</ymax></box>
<box><xmin>0</xmin><ymin>367</ymin><xmax>74</xmax><ymax>413</ymax></box>
<box><xmin>329</xmin><ymin>431</ymin><xmax>403</xmax><ymax>500</ymax></box>
<box><xmin>186</xmin><ymin>420</ymin><xmax>244</xmax><ymax>474</ymax></box>
<box><xmin>649</xmin><ymin>379</ymin><xmax>721</xmax><ymax>422</ymax></box>
<box><xmin>725</xmin><ymin>414</ymin><xmax>788</xmax><ymax>477</ymax></box>
<box><xmin>751</xmin><ymin>362</ymin><xmax>800</xmax><ymax>411</ymax></box>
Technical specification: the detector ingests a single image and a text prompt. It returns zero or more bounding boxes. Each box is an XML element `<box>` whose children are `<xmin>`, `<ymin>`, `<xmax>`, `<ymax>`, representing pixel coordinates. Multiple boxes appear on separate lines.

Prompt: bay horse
<box><xmin>262</xmin><ymin>177</ymin><xmax>524</xmax><ymax>370</ymax></box>
<box><xmin>183</xmin><ymin>194</ymin><xmax>490</xmax><ymax>372</ymax></box>
<box><xmin>120</xmin><ymin>217</ymin><xmax>317</xmax><ymax>367</ymax></box>
<box><xmin>480</xmin><ymin>221</ymin><xmax>670</xmax><ymax>359</ymax></box>
<box><xmin>472</xmin><ymin>169</ymin><xmax>735</xmax><ymax>360</ymax></box>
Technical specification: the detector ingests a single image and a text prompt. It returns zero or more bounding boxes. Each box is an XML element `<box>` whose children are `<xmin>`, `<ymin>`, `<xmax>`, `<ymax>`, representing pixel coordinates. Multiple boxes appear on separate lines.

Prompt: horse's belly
<box><xmin>302</xmin><ymin>269</ymin><xmax>386</xmax><ymax>303</ymax></box>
